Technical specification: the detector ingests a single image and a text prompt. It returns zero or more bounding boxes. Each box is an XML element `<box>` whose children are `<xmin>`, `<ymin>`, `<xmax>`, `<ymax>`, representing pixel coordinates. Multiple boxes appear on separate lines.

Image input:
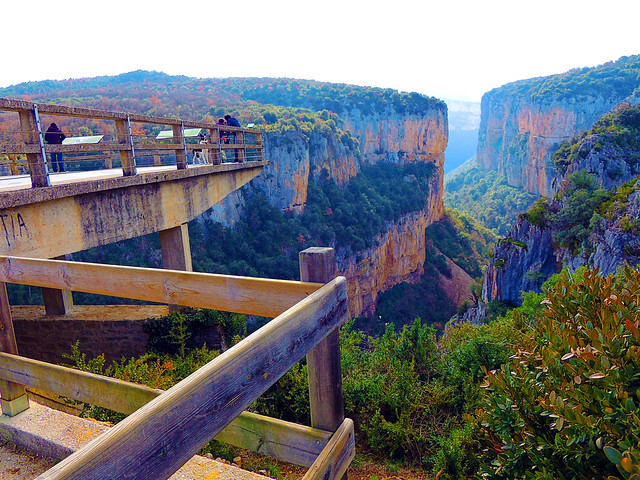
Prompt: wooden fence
<box><xmin>0</xmin><ymin>98</ymin><xmax>264</xmax><ymax>188</ymax></box>
<box><xmin>0</xmin><ymin>247</ymin><xmax>353</xmax><ymax>480</ymax></box>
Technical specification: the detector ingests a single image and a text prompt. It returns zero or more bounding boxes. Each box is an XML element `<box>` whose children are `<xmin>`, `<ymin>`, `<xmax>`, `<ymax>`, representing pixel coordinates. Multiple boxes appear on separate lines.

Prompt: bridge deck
<box><xmin>0</xmin><ymin>164</ymin><xmax>201</xmax><ymax>194</ymax></box>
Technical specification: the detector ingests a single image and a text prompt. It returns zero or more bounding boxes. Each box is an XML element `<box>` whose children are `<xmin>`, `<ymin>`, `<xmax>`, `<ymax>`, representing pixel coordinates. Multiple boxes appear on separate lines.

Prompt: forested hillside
<box><xmin>445</xmin><ymin>161</ymin><xmax>539</xmax><ymax>235</ymax></box>
<box><xmin>0</xmin><ymin>71</ymin><xmax>444</xmax><ymax>124</ymax></box>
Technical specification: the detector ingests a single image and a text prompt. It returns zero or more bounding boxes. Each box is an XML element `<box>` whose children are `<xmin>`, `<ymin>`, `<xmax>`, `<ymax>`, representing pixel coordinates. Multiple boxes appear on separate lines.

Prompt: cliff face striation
<box><xmin>476</xmin><ymin>55</ymin><xmax>640</xmax><ymax>197</ymax></box>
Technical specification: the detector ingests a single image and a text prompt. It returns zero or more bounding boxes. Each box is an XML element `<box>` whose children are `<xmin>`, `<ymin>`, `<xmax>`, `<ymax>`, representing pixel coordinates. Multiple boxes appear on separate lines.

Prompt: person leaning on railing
<box><xmin>224</xmin><ymin>114</ymin><xmax>241</xmax><ymax>162</ymax></box>
<box><xmin>44</xmin><ymin>122</ymin><xmax>66</xmax><ymax>172</ymax></box>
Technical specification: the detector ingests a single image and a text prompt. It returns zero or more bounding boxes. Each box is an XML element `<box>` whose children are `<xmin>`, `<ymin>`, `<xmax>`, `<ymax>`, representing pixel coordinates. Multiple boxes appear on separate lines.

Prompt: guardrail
<box><xmin>0</xmin><ymin>98</ymin><xmax>264</xmax><ymax>188</ymax></box>
<box><xmin>0</xmin><ymin>248</ymin><xmax>353</xmax><ymax>480</ymax></box>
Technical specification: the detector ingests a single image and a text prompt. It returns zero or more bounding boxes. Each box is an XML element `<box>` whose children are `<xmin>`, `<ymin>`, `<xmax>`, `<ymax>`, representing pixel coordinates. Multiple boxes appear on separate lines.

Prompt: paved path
<box><xmin>0</xmin><ymin>402</ymin><xmax>271</xmax><ymax>480</ymax></box>
<box><xmin>1</xmin><ymin>442</ymin><xmax>55</xmax><ymax>480</ymax></box>
<box><xmin>0</xmin><ymin>165</ymin><xmax>178</xmax><ymax>193</ymax></box>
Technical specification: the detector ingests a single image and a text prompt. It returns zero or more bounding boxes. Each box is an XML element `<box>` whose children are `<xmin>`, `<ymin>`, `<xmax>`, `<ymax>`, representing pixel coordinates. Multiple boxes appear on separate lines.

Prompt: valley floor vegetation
<box><xmin>64</xmin><ymin>266</ymin><xmax>640</xmax><ymax>479</ymax></box>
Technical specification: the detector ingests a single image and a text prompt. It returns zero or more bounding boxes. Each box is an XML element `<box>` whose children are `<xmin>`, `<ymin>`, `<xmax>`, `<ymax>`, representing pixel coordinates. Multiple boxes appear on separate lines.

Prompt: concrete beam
<box><xmin>0</xmin><ymin>163</ymin><xmax>266</xmax><ymax>258</ymax></box>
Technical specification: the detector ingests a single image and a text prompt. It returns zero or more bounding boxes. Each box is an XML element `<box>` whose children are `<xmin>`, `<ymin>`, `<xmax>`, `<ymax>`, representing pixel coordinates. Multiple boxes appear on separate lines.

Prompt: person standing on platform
<box><xmin>224</xmin><ymin>114</ymin><xmax>241</xmax><ymax>162</ymax></box>
<box><xmin>44</xmin><ymin>122</ymin><xmax>66</xmax><ymax>172</ymax></box>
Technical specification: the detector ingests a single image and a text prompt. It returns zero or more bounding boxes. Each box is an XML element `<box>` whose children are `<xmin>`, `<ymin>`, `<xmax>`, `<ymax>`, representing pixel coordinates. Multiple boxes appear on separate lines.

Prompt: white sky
<box><xmin>3</xmin><ymin>0</ymin><xmax>640</xmax><ymax>102</ymax></box>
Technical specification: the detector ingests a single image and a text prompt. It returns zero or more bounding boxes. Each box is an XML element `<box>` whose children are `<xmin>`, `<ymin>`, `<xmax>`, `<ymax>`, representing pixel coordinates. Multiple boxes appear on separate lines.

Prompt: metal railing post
<box><xmin>18</xmin><ymin>104</ymin><xmax>50</xmax><ymax>188</ymax></box>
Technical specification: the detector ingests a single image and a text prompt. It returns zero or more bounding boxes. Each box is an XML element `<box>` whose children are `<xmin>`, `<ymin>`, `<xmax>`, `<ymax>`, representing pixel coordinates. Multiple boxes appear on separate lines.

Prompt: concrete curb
<box><xmin>0</xmin><ymin>402</ymin><xmax>270</xmax><ymax>480</ymax></box>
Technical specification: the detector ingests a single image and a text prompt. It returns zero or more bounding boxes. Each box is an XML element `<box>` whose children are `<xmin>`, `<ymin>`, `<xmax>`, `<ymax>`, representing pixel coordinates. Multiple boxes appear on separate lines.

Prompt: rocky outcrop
<box><xmin>342</xmin><ymin>107</ymin><xmax>448</xmax><ymax>168</ymax></box>
<box><xmin>209</xmin><ymin>106</ymin><xmax>447</xmax><ymax>224</ymax></box>
<box><xmin>480</xmin><ymin>121</ymin><xmax>640</xmax><ymax>310</ymax></box>
<box><xmin>207</xmin><ymin>104</ymin><xmax>447</xmax><ymax>318</ymax></box>
<box><xmin>481</xmin><ymin>184</ymin><xmax>640</xmax><ymax>309</ymax></box>
<box><xmin>482</xmin><ymin>220</ymin><xmax>556</xmax><ymax>306</ymax></box>
<box><xmin>477</xmin><ymin>96</ymin><xmax>619</xmax><ymax>197</ymax></box>
<box><xmin>336</xmin><ymin>209</ymin><xmax>434</xmax><ymax>317</ymax></box>
<box><xmin>476</xmin><ymin>56</ymin><xmax>640</xmax><ymax>197</ymax></box>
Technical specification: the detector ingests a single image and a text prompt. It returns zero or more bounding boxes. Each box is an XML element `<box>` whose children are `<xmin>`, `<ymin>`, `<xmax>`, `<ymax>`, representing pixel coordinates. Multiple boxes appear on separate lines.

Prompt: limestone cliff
<box><xmin>476</xmin><ymin>55</ymin><xmax>640</xmax><ymax>197</ymax></box>
<box><xmin>342</xmin><ymin>107</ymin><xmax>448</xmax><ymax>168</ymax></box>
<box><xmin>478</xmin><ymin>105</ymin><xmax>640</xmax><ymax>314</ymax></box>
<box><xmin>337</xmin><ymin>185</ymin><xmax>443</xmax><ymax>317</ymax></box>
<box><xmin>477</xmin><ymin>95</ymin><xmax>622</xmax><ymax>197</ymax></box>
<box><xmin>208</xmin><ymin>104</ymin><xmax>447</xmax><ymax>318</ymax></box>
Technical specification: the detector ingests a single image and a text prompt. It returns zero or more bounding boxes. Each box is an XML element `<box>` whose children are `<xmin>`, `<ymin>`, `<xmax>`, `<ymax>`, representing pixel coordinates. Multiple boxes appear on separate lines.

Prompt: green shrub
<box><xmin>475</xmin><ymin>268</ymin><xmax>640</xmax><ymax>479</ymax></box>
<box><xmin>143</xmin><ymin>308</ymin><xmax>246</xmax><ymax>355</ymax></box>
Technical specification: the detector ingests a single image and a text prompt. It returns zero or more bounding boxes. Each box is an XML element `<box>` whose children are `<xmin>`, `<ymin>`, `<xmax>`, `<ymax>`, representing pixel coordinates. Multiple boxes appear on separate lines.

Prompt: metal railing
<box><xmin>0</xmin><ymin>98</ymin><xmax>264</xmax><ymax>188</ymax></box>
<box><xmin>0</xmin><ymin>248</ymin><xmax>353</xmax><ymax>480</ymax></box>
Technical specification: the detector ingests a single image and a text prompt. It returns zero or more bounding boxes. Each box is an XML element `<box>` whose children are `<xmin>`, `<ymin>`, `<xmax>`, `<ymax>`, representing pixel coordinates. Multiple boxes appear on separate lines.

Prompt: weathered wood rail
<box><xmin>0</xmin><ymin>98</ymin><xmax>263</xmax><ymax>188</ymax></box>
<box><xmin>0</xmin><ymin>248</ymin><xmax>354</xmax><ymax>480</ymax></box>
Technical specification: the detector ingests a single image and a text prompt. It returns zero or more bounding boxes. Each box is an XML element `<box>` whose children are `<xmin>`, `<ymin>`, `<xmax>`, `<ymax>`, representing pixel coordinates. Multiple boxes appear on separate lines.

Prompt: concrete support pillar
<box><xmin>159</xmin><ymin>223</ymin><xmax>192</xmax><ymax>311</ymax></box>
<box><xmin>159</xmin><ymin>223</ymin><xmax>193</xmax><ymax>272</ymax></box>
<box><xmin>0</xmin><ymin>282</ymin><xmax>29</xmax><ymax>416</ymax></box>
<box><xmin>42</xmin><ymin>255</ymin><xmax>74</xmax><ymax>316</ymax></box>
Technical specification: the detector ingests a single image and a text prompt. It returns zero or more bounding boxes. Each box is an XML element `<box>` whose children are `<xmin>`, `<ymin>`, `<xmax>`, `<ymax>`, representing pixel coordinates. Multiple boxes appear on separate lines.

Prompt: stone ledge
<box><xmin>0</xmin><ymin>402</ymin><xmax>269</xmax><ymax>480</ymax></box>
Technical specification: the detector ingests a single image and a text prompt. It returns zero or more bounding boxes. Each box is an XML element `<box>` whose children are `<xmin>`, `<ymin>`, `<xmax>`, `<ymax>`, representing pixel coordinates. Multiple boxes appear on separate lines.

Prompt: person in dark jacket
<box><xmin>44</xmin><ymin>123</ymin><xmax>66</xmax><ymax>172</ymax></box>
<box><xmin>223</xmin><ymin>114</ymin><xmax>241</xmax><ymax>161</ymax></box>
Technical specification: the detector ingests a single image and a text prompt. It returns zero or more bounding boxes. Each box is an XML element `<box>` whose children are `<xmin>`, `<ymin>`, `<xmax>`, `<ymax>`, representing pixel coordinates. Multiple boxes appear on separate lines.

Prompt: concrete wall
<box><xmin>11</xmin><ymin>305</ymin><xmax>224</xmax><ymax>365</ymax></box>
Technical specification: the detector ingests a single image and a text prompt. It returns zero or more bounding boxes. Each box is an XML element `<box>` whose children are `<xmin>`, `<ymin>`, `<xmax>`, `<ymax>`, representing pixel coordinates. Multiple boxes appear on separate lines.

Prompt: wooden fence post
<box><xmin>299</xmin><ymin>248</ymin><xmax>345</xmax><ymax>432</ymax></box>
<box><xmin>0</xmin><ymin>282</ymin><xmax>29</xmax><ymax>416</ymax></box>
<box><xmin>8</xmin><ymin>154</ymin><xmax>20</xmax><ymax>175</ymax></box>
<box><xmin>41</xmin><ymin>255</ymin><xmax>74</xmax><ymax>315</ymax></box>
<box><xmin>159</xmin><ymin>223</ymin><xmax>193</xmax><ymax>312</ymax></box>
<box><xmin>114</xmin><ymin>117</ymin><xmax>137</xmax><ymax>176</ymax></box>
<box><xmin>173</xmin><ymin>123</ymin><xmax>187</xmax><ymax>170</ymax></box>
<box><xmin>209</xmin><ymin>127</ymin><xmax>221</xmax><ymax>165</ymax></box>
<box><xmin>236</xmin><ymin>130</ymin><xmax>245</xmax><ymax>163</ymax></box>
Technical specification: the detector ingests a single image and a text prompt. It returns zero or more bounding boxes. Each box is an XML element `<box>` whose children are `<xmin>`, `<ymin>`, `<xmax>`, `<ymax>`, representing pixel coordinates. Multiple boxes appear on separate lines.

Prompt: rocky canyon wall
<box><xmin>476</xmin><ymin>56</ymin><xmax>640</xmax><ymax>197</ymax></box>
<box><xmin>476</xmin><ymin>94</ymin><xmax>620</xmax><ymax>197</ymax></box>
<box><xmin>208</xmin><ymin>105</ymin><xmax>448</xmax><ymax>317</ymax></box>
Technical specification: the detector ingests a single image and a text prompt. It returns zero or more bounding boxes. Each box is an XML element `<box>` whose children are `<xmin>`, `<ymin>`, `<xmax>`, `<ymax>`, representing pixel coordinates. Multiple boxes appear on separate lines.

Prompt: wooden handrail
<box><xmin>36</xmin><ymin>277</ymin><xmax>348</xmax><ymax>480</ymax></box>
<box><xmin>0</xmin><ymin>256</ymin><xmax>321</xmax><ymax>318</ymax></box>
<box><xmin>0</xmin><ymin>98</ymin><xmax>264</xmax><ymax>187</ymax></box>
<box><xmin>0</xmin><ymin>352</ymin><xmax>332</xmax><ymax>467</ymax></box>
<box><xmin>0</xmin><ymin>98</ymin><xmax>262</xmax><ymax>134</ymax></box>
<box><xmin>302</xmin><ymin>418</ymin><xmax>355</xmax><ymax>480</ymax></box>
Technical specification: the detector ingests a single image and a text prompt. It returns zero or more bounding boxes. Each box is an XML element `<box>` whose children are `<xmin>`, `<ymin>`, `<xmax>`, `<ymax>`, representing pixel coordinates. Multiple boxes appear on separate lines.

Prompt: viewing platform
<box><xmin>0</xmin><ymin>98</ymin><xmax>268</xmax><ymax>259</ymax></box>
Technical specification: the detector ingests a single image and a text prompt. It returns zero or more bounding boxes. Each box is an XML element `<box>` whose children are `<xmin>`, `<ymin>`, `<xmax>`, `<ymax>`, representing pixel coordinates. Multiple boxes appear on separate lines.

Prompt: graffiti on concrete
<box><xmin>0</xmin><ymin>212</ymin><xmax>27</xmax><ymax>247</ymax></box>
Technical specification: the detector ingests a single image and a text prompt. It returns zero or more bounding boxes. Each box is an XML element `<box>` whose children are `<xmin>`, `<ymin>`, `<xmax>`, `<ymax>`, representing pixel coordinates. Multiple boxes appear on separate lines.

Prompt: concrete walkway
<box><xmin>0</xmin><ymin>402</ymin><xmax>271</xmax><ymax>480</ymax></box>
